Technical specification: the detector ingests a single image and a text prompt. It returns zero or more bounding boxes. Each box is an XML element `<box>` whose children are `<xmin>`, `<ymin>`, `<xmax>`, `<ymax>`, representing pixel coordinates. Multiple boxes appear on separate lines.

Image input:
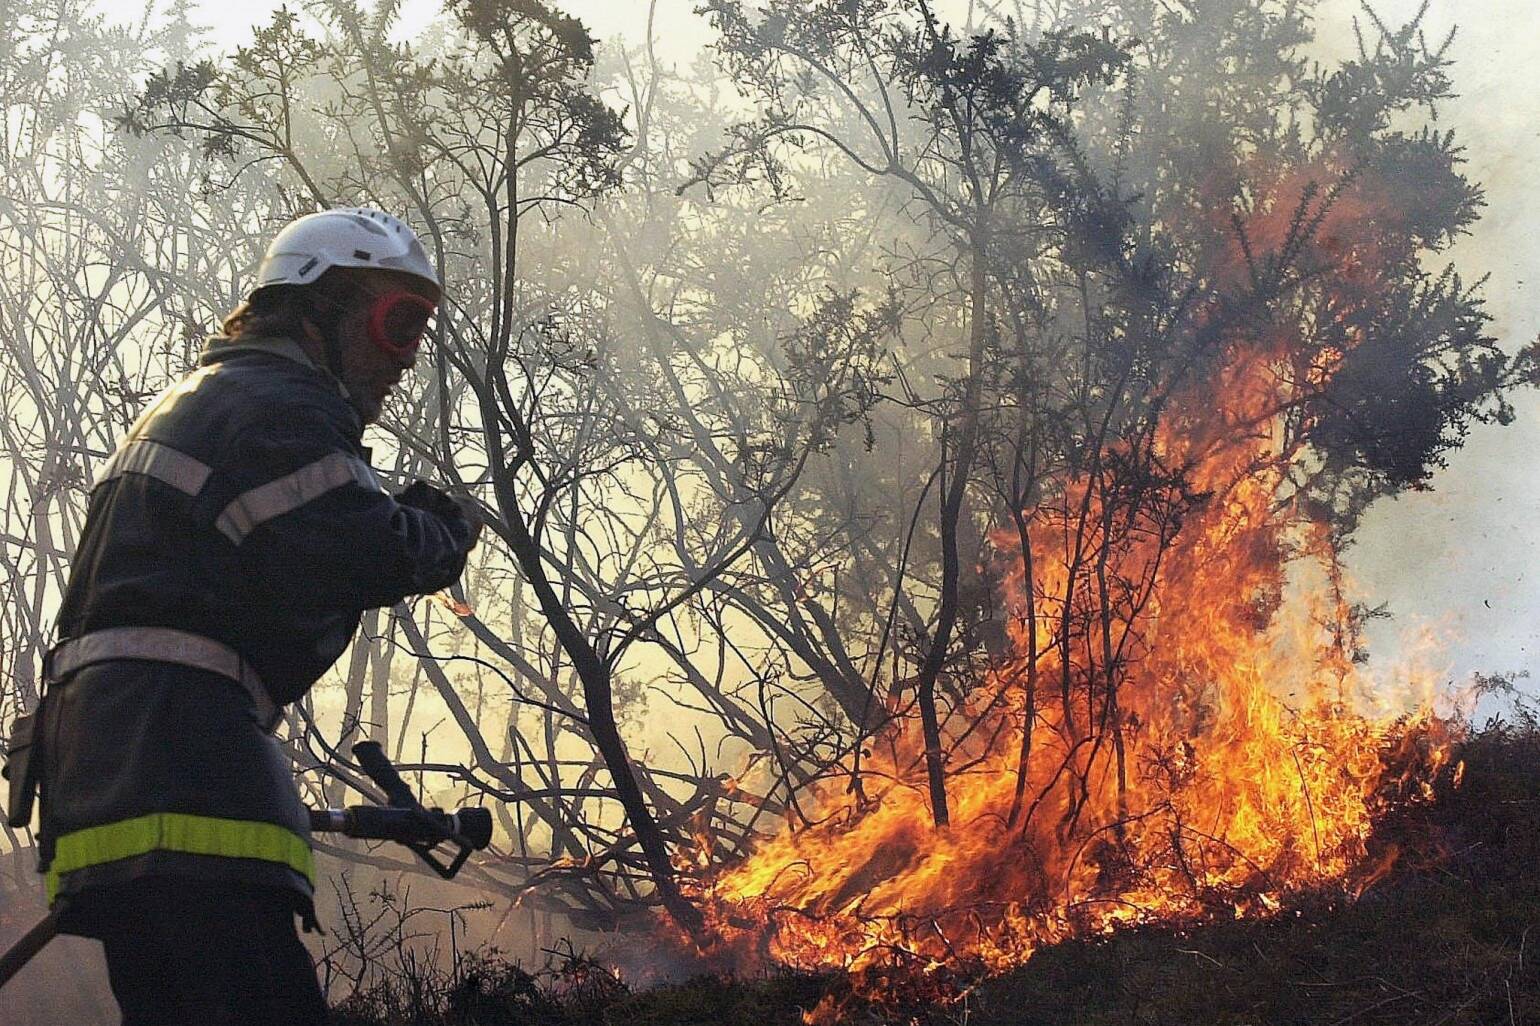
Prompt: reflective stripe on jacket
<box><xmin>40</xmin><ymin>335</ymin><xmax>474</xmax><ymax>915</ymax></box>
<box><xmin>47</xmin><ymin>812</ymin><xmax>315</xmax><ymax>902</ymax></box>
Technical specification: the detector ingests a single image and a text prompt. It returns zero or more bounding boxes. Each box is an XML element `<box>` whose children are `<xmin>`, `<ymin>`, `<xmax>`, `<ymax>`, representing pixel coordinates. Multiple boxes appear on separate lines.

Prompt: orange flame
<box><xmin>674</xmin><ymin>164</ymin><xmax>1456</xmax><ymax>995</ymax></box>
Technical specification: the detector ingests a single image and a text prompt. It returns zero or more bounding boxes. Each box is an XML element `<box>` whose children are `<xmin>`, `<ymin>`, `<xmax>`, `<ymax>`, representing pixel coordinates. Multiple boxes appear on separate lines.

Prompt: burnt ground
<box><xmin>332</xmin><ymin>722</ymin><xmax>1540</xmax><ymax>1026</ymax></box>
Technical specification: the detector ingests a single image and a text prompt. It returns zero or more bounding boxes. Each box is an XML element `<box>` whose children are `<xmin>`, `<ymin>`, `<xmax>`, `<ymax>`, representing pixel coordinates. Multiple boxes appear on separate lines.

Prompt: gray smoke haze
<box><xmin>180</xmin><ymin>0</ymin><xmax>1540</xmax><ymax>689</ymax></box>
<box><xmin>160</xmin><ymin>6</ymin><xmax>1540</xmax><ymax>692</ymax></box>
<box><xmin>1314</xmin><ymin>0</ymin><xmax>1540</xmax><ymax>691</ymax></box>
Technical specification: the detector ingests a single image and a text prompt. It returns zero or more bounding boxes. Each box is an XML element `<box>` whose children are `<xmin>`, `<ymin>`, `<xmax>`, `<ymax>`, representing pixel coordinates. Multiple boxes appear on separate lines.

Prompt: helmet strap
<box><xmin>300</xmin><ymin>281</ymin><xmax>356</xmax><ymax>378</ymax></box>
<box><xmin>322</xmin><ymin>330</ymin><xmax>346</xmax><ymax>380</ymax></box>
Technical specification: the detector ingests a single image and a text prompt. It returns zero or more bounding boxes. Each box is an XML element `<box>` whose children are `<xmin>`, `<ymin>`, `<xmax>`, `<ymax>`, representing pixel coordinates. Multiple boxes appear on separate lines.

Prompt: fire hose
<box><xmin>0</xmin><ymin>741</ymin><xmax>492</xmax><ymax>991</ymax></box>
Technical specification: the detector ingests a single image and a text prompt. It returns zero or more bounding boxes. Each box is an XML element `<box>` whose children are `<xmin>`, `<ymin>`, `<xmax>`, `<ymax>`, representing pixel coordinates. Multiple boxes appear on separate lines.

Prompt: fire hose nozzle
<box><xmin>309</xmin><ymin>742</ymin><xmax>494</xmax><ymax>879</ymax></box>
<box><xmin>308</xmin><ymin>804</ymin><xmax>492</xmax><ymax>879</ymax></box>
<box><xmin>445</xmin><ymin>807</ymin><xmax>494</xmax><ymax>850</ymax></box>
<box><xmin>308</xmin><ymin>805</ymin><xmax>493</xmax><ymax>849</ymax></box>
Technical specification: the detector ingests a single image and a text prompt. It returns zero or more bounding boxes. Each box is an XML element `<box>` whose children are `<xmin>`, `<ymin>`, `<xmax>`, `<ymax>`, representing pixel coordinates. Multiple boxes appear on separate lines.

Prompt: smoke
<box><xmin>1311</xmin><ymin>0</ymin><xmax>1540</xmax><ymax>696</ymax></box>
<box><xmin>550</xmin><ymin>0</ymin><xmax>1540</xmax><ymax>704</ymax></box>
<box><xmin>151</xmin><ymin>0</ymin><xmax>1540</xmax><ymax>700</ymax></box>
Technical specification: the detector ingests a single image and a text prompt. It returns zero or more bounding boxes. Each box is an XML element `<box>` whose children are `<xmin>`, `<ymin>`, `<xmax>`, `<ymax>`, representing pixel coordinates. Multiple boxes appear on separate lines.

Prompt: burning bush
<box><xmin>670</xmin><ymin>0</ymin><xmax>1538</xmax><ymax>1006</ymax></box>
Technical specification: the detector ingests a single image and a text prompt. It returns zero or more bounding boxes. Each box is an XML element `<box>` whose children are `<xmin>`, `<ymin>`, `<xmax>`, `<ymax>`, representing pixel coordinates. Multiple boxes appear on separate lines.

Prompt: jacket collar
<box><xmin>199</xmin><ymin>334</ymin><xmax>365</xmax><ymax>430</ymax></box>
<box><xmin>199</xmin><ymin>335</ymin><xmax>319</xmax><ymax>370</ymax></box>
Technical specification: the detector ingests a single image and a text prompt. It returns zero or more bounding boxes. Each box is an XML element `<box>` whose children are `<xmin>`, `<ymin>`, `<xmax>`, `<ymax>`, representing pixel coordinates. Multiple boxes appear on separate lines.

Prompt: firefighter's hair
<box><xmin>220</xmin><ymin>269</ymin><xmax>363</xmax><ymax>341</ymax></box>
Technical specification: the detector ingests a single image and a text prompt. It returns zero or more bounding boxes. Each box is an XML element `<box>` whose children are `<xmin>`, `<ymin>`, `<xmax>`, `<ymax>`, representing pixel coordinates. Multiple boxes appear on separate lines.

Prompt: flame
<box><xmin>671</xmin><ymin>162</ymin><xmax>1457</xmax><ymax>997</ymax></box>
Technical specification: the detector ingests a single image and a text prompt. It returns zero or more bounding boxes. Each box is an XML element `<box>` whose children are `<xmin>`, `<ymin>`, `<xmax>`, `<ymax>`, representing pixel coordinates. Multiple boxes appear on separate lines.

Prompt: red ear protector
<box><xmin>367</xmin><ymin>290</ymin><xmax>437</xmax><ymax>360</ymax></box>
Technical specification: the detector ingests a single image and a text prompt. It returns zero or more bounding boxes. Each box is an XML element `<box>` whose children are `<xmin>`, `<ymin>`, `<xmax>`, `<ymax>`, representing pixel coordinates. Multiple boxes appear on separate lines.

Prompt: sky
<box><xmin>166</xmin><ymin>0</ymin><xmax>1540</xmax><ymax>693</ymax></box>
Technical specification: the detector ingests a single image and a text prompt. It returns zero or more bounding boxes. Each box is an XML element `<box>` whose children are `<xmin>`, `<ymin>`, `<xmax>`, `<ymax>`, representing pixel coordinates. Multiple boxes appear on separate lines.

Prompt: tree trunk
<box><xmin>368</xmin><ymin>615</ymin><xmax>393</xmax><ymax>750</ymax></box>
<box><xmin>1007</xmin><ymin>503</ymin><xmax>1040</xmax><ymax>829</ymax></box>
<box><xmin>497</xmin><ymin>499</ymin><xmax>706</xmax><ymax>938</ymax></box>
<box><xmin>911</xmin><ymin>244</ymin><xmax>990</xmax><ymax>829</ymax></box>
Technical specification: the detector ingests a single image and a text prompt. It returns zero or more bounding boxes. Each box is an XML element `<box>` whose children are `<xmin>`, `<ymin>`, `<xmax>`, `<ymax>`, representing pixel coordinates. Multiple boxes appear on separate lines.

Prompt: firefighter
<box><xmin>27</xmin><ymin>208</ymin><xmax>480</xmax><ymax>1024</ymax></box>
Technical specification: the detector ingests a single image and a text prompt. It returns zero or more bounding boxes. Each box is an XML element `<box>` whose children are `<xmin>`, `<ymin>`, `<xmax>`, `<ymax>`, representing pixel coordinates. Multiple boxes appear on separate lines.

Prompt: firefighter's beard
<box><xmin>340</xmin><ymin>371</ymin><xmax>388</xmax><ymax>424</ymax></box>
<box><xmin>345</xmin><ymin>384</ymin><xmax>385</xmax><ymax>425</ymax></box>
<box><xmin>322</xmin><ymin>350</ymin><xmax>386</xmax><ymax>425</ymax></box>
<box><xmin>331</xmin><ymin>324</ymin><xmax>398</xmax><ymax>426</ymax></box>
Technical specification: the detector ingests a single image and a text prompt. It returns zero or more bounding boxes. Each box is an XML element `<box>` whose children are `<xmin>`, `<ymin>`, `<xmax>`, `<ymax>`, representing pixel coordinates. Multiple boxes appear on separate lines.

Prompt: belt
<box><xmin>45</xmin><ymin>627</ymin><xmax>282</xmax><ymax>733</ymax></box>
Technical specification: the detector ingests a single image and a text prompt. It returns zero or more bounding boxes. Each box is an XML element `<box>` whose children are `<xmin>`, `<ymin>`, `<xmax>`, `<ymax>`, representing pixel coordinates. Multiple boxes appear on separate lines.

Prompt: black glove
<box><xmin>396</xmin><ymin>481</ymin><xmax>484</xmax><ymax>550</ymax></box>
<box><xmin>396</xmin><ymin>480</ymin><xmax>460</xmax><ymax>517</ymax></box>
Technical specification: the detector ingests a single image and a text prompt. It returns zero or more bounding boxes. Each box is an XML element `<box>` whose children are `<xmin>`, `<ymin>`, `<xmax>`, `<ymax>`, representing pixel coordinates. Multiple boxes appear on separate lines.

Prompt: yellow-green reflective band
<box><xmin>46</xmin><ymin>812</ymin><xmax>313</xmax><ymax>901</ymax></box>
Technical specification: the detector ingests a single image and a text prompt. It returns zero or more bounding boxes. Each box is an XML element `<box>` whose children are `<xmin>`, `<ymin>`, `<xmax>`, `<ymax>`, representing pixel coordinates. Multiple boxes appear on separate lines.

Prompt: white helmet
<box><xmin>253</xmin><ymin>207</ymin><xmax>441</xmax><ymax>298</ymax></box>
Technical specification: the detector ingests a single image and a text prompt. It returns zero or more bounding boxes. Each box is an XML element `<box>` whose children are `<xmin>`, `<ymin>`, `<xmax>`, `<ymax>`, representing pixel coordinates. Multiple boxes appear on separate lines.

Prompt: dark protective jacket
<box><xmin>36</xmin><ymin>335</ymin><xmax>474</xmax><ymax>923</ymax></box>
